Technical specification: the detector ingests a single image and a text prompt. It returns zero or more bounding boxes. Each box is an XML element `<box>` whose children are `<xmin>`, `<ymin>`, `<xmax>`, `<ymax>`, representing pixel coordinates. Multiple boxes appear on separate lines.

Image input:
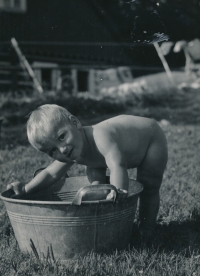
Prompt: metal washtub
<box><xmin>0</xmin><ymin>176</ymin><xmax>143</xmax><ymax>261</ymax></box>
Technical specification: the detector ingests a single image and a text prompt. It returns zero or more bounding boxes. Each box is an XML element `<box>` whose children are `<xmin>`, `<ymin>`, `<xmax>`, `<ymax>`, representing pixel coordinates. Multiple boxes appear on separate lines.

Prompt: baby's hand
<box><xmin>91</xmin><ymin>182</ymin><xmax>128</xmax><ymax>202</ymax></box>
<box><xmin>7</xmin><ymin>181</ymin><xmax>26</xmax><ymax>199</ymax></box>
<box><xmin>106</xmin><ymin>189</ymin><xmax>128</xmax><ymax>202</ymax></box>
<box><xmin>106</xmin><ymin>189</ymin><xmax>117</xmax><ymax>201</ymax></box>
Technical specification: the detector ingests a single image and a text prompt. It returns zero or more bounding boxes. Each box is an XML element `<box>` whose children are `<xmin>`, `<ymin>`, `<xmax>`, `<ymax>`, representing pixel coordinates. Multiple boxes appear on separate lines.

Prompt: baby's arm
<box><xmin>105</xmin><ymin>147</ymin><xmax>129</xmax><ymax>191</ymax></box>
<box><xmin>7</xmin><ymin>161</ymin><xmax>73</xmax><ymax>198</ymax></box>
<box><xmin>94</xmin><ymin>129</ymin><xmax>129</xmax><ymax>191</ymax></box>
<box><xmin>85</xmin><ymin>162</ymin><xmax>128</xmax><ymax>201</ymax></box>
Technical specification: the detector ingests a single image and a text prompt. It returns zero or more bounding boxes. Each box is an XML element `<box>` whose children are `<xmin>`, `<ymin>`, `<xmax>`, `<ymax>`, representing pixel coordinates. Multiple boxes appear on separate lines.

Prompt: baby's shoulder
<box><xmin>94</xmin><ymin>115</ymin><xmax>154</xmax><ymax>132</ymax></box>
<box><xmin>98</xmin><ymin>115</ymin><xmax>152</xmax><ymax>125</ymax></box>
<box><xmin>96</xmin><ymin>115</ymin><xmax>132</xmax><ymax>126</ymax></box>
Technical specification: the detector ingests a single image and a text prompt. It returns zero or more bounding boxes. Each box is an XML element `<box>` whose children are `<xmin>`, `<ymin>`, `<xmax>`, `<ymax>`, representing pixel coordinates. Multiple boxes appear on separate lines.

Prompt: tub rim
<box><xmin>0</xmin><ymin>179</ymin><xmax>143</xmax><ymax>206</ymax></box>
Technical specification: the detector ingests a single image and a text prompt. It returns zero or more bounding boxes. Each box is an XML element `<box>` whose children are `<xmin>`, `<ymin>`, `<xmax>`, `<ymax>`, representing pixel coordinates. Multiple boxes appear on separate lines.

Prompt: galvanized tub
<box><xmin>0</xmin><ymin>176</ymin><xmax>143</xmax><ymax>261</ymax></box>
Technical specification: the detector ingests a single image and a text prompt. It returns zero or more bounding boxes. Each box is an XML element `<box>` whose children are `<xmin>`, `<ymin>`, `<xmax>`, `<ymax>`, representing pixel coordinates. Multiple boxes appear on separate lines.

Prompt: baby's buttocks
<box><xmin>139</xmin><ymin>119</ymin><xmax>168</xmax><ymax>174</ymax></box>
<box><xmin>120</xmin><ymin>118</ymin><xmax>154</xmax><ymax>168</ymax></box>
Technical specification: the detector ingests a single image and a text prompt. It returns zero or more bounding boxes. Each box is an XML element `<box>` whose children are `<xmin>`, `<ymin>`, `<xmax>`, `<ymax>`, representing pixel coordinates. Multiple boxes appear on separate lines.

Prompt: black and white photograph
<box><xmin>0</xmin><ymin>0</ymin><xmax>200</xmax><ymax>275</ymax></box>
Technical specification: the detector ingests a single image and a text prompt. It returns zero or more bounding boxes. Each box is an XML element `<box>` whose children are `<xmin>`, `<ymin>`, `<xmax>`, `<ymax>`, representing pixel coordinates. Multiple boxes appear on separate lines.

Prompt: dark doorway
<box><xmin>77</xmin><ymin>71</ymin><xmax>88</xmax><ymax>92</ymax></box>
<box><xmin>42</xmin><ymin>68</ymin><xmax>51</xmax><ymax>90</ymax></box>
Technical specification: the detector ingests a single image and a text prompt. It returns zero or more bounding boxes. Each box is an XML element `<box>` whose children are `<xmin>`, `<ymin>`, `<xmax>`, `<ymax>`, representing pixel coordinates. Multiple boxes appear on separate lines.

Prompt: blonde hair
<box><xmin>27</xmin><ymin>104</ymin><xmax>71</xmax><ymax>149</ymax></box>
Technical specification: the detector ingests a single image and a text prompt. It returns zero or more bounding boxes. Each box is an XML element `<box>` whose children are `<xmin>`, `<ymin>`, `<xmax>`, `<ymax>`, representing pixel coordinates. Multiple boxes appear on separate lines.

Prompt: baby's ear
<box><xmin>68</xmin><ymin>115</ymin><xmax>82</xmax><ymax>129</ymax></box>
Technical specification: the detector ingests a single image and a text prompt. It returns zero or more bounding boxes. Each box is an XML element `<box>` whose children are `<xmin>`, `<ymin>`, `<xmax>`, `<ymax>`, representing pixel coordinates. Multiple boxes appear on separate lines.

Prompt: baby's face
<box><xmin>37</xmin><ymin>119</ymin><xmax>83</xmax><ymax>163</ymax></box>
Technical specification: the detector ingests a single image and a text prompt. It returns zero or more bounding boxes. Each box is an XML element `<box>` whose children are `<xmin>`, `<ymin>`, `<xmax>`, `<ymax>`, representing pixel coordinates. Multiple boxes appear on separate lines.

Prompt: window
<box><xmin>0</xmin><ymin>0</ymin><xmax>26</xmax><ymax>13</ymax></box>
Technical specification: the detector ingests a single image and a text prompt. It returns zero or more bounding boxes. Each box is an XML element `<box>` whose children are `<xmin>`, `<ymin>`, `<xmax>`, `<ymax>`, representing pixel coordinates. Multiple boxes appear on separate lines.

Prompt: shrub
<box><xmin>0</xmin><ymin>90</ymin><xmax>125</xmax><ymax>126</ymax></box>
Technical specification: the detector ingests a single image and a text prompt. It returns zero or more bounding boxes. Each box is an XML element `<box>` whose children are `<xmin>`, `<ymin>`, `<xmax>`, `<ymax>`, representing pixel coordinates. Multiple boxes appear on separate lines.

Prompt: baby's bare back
<box><xmin>93</xmin><ymin>115</ymin><xmax>155</xmax><ymax>168</ymax></box>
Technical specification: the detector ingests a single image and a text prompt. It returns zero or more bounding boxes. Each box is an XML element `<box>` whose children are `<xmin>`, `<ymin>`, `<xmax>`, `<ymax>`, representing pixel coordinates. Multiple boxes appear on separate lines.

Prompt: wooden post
<box><xmin>71</xmin><ymin>69</ymin><xmax>78</xmax><ymax>95</ymax></box>
<box><xmin>52</xmin><ymin>69</ymin><xmax>61</xmax><ymax>90</ymax></box>
<box><xmin>154</xmin><ymin>42</ymin><xmax>175</xmax><ymax>86</ymax></box>
<box><xmin>183</xmin><ymin>48</ymin><xmax>194</xmax><ymax>76</ymax></box>
<box><xmin>10</xmin><ymin>47</ymin><xmax>19</xmax><ymax>91</ymax></box>
<box><xmin>11</xmin><ymin>38</ymin><xmax>43</xmax><ymax>93</ymax></box>
<box><xmin>88</xmin><ymin>69</ymin><xmax>96</xmax><ymax>94</ymax></box>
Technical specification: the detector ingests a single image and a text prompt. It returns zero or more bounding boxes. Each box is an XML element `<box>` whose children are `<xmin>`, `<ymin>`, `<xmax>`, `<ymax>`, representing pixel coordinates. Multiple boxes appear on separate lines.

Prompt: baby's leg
<box><xmin>137</xmin><ymin>121</ymin><xmax>168</xmax><ymax>235</ymax></box>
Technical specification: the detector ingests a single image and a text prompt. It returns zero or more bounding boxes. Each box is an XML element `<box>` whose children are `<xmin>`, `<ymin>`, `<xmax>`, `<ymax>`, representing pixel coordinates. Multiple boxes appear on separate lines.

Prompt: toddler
<box><xmin>7</xmin><ymin>104</ymin><xmax>168</xmax><ymax>237</ymax></box>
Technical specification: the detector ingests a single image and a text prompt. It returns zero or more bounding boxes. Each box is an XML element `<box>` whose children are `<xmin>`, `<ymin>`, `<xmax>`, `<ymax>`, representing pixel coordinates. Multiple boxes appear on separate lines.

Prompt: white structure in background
<box><xmin>161</xmin><ymin>39</ymin><xmax>200</xmax><ymax>76</ymax></box>
<box><xmin>161</xmin><ymin>39</ymin><xmax>200</xmax><ymax>89</ymax></box>
<box><xmin>0</xmin><ymin>0</ymin><xmax>26</xmax><ymax>13</ymax></box>
<box><xmin>88</xmin><ymin>67</ymin><xmax>133</xmax><ymax>95</ymax></box>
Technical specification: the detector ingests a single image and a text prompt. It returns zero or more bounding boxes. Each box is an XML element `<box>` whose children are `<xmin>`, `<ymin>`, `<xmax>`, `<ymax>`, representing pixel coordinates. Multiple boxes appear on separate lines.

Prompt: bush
<box><xmin>0</xmin><ymin>90</ymin><xmax>125</xmax><ymax>126</ymax></box>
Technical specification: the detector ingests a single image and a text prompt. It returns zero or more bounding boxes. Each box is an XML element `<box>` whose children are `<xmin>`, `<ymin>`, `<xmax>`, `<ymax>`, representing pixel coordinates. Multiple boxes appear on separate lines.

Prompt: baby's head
<box><xmin>27</xmin><ymin>104</ymin><xmax>71</xmax><ymax>150</ymax></box>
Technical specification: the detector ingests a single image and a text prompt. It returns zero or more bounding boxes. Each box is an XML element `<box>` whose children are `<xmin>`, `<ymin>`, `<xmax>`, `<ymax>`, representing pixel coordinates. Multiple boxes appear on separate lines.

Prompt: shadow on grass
<box><xmin>130</xmin><ymin>212</ymin><xmax>200</xmax><ymax>256</ymax></box>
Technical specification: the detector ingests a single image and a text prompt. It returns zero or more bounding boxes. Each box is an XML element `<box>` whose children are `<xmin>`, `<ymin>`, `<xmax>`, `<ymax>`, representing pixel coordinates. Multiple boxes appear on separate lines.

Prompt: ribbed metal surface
<box><xmin>27</xmin><ymin>191</ymin><xmax>77</xmax><ymax>202</ymax></box>
<box><xmin>8</xmin><ymin>205</ymin><xmax>136</xmax><ymax>226</ymax></box>
<box><xmin>1</xmin><ymin>178</ymin><xmax>142</xmax><ymax>259</ymax></box>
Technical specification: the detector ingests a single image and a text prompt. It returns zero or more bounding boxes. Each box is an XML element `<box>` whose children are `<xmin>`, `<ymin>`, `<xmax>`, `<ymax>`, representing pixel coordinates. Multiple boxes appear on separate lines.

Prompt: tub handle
<box><xmin>72</xmin><ymin>184</ymin><xmax>118</xmax><ymax>205</ymax></box>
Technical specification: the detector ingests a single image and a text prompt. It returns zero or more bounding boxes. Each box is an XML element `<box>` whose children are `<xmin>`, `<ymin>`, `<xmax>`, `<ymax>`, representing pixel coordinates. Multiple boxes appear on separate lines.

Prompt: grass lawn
<box><xmin>0</xmin><ymin>72</ymin><xmax>200</xmax><ymax>275</ymax></box>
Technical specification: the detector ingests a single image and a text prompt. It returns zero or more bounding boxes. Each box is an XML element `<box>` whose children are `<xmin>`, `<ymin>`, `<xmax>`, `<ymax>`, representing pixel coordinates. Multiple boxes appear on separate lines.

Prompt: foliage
<box><xmin>0</xmin><ymin>90</ymin><xmax>125</xmax><ymax>126</ymax></box>
<box><xmin>1</xmin><ymin>71</ymin><xmax>200</xmax><ymax>149</ymax></box>
<box><xmin>1</xmin><ymin>72</ymin><xmax>199</xmax><ymax>125</ymax></box>
<box><xmin>104</xmin><ymin>0</ymin><xmax>200</xmax><ymax>41</ymax></box>
<box><xmin>100</xmin><ymin>71</ymin><xmax>200</xmax><ymax>124</ymax></box>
